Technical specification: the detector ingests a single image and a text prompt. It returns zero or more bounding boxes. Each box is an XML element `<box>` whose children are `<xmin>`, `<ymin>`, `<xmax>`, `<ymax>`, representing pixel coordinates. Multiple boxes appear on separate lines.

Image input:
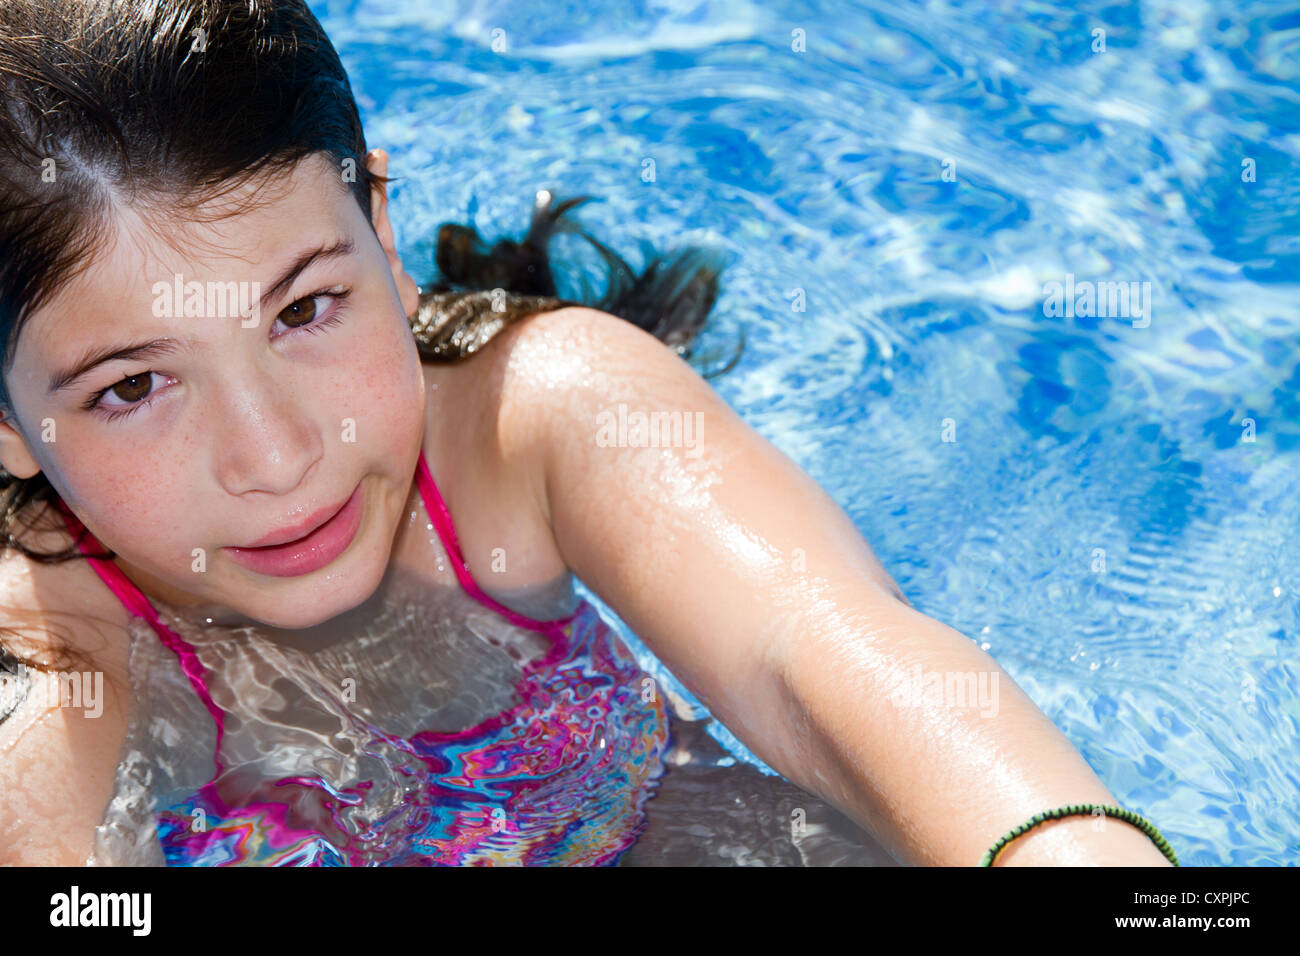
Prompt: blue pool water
<box><xmin>311</xmin><ymin>0</ymin><xmax>1299</xmax><ymax>866</ymax></box>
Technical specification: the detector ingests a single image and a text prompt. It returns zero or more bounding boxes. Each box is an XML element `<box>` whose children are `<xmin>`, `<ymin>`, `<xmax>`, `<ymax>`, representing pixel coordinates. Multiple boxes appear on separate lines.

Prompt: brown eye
<box><xmin>278</xmin><ymin>295</ymin><xmax>318</xmax><ymax>328</ymax></box>
<box><xmin>110</xmin><ymin>374</ymin><xmax>153</xmax><ymax>403</ymax></box>
<box><xmin>270</xmin><ymin>287</ymin><xmax>350</xmax><ymax>337</ymax></box>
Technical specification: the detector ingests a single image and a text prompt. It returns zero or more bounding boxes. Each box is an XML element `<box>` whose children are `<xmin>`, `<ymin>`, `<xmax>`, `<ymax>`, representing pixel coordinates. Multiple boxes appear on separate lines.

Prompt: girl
<box><xmin>0</xmin><ymin>0</ymin><xmax>1177</xmax><ymax>866</ymax></box>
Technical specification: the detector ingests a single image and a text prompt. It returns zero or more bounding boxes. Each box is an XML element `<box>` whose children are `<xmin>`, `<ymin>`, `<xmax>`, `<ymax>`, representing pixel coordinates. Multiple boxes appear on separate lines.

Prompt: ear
<box><xmin>365</xmin><ymin>148</ymin><xmax>420</xmax><ymax>319</ymax></box>
<box><xmin>0</xmin><ymin>411</ymin><xmax>42</xmax><ymax>480</ymax></box>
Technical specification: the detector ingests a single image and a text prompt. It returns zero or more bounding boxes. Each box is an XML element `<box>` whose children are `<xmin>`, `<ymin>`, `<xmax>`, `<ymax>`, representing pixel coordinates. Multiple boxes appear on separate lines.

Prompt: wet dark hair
<box><xmin>0</xmin><ymin>0</ymin><xmax>734</xmax><ymax>698</ymax></box>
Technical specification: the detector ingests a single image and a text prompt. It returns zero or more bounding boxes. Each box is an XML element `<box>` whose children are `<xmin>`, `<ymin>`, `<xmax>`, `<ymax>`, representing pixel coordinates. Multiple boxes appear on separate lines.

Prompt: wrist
<box><xmin>993</xmin><ymin>813</ymin><xmax>1176</xmax><ymax>866</ymax></box>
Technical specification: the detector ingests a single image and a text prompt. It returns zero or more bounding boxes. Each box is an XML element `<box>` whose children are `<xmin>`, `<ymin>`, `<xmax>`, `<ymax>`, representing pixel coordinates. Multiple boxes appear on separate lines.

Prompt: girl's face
<box><xmin>0</xmin><ymin>151</ymin><xmax>428</xmax><ymax>629</ymax></box>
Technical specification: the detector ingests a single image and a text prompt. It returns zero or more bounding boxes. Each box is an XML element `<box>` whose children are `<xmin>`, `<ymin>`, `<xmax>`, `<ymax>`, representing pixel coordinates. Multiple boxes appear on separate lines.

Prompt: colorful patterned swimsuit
<box><xmin>56</xmin><ymin>451</ymin><xmax>671</xmax><ymax>866</ymax></box>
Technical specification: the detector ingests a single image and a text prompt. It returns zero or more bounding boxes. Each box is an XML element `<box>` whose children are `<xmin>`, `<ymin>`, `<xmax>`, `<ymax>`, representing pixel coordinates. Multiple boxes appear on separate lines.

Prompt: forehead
<box><xmin>19</xmin><ymin>153</ymin><xmax>358</xmax><ymax>353</ymax></box>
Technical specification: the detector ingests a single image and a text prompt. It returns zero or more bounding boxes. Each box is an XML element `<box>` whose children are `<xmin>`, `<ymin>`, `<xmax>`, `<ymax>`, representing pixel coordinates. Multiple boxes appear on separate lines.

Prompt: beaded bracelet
<box><xmin>980</xmin><ymin>803</ymin><xmax>1180</xmax><ymax>866</ymax></box>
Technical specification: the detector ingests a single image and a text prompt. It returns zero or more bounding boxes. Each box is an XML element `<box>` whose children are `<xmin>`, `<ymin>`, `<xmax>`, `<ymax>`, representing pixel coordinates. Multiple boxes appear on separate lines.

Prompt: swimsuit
<box><xmin>55</xmin><ymin>450</ymin><xmax>671</xmax><ymax>866</ymax></box>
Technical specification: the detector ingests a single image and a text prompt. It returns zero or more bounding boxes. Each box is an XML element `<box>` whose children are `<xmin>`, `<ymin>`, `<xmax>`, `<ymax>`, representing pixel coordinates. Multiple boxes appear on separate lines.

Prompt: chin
<box><xmin>229</xmin><ymin>552</ymin><xmax>388</xmax><ymax>630</ymax></box>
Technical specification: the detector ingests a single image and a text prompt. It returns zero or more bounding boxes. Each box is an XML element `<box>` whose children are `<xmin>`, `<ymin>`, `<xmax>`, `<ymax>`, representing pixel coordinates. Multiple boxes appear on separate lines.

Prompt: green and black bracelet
<box><xmin>980</xmin><ymin>803</ymin><xmax>1180</xmax><ymax>866</ymax></box>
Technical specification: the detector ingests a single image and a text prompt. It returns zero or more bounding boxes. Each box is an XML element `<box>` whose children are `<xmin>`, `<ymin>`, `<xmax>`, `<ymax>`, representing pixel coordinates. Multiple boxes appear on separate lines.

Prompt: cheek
<box><xmin>44</xmin><ymin>430</ymin><xmax>198</xmax><ymax>558</ymax></box>
<box><xmin>318</xmin><ymin>311</ymin><xmax>425</xmax><ymax>457</ymax></box>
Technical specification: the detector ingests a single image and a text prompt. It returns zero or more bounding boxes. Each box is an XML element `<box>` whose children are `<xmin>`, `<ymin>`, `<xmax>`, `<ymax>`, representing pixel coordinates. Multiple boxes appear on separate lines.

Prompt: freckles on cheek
<box><xmin>323</xmin><ymin>333</ymin><xmax>424</xmax><ymax>450</ymax></box>
<box><xmin>63</xmin><ymin>443</ymin><xmax>197</xmax><ymax>557</ymax></box>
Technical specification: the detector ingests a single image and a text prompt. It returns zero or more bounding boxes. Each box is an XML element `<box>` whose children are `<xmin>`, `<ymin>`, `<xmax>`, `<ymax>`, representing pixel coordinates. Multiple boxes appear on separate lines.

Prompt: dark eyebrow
<box><xmin>46</xmin><ymin>236</ymin><xmax>357</xmax><ymax>394</ymax></box>
<box><xmin>258</xmin><ymin>235</ymin><xmax>357</xmax><ymax>314</ymax></box>
<box><xmin>49</xmin><ymin>339</ymin><xmax>182</xmax><ymax>393</ymax></box>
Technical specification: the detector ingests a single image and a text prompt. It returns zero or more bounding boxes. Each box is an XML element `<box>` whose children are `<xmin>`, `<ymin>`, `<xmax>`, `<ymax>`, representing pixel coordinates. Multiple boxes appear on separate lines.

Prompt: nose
<box><xmin>211</xmin><ymin>374</ymin><xmax>323</xmax><ymax>497</ymax></box>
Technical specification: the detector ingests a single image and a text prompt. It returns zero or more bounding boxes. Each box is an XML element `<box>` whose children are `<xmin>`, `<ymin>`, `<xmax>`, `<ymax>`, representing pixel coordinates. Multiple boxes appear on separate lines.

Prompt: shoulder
<box><xmin>427</xmin><ymin>305</ymin><xmax>649</xmax><ymax>472</ymax></box>
<box><xmin>416</xmin><ymin>304</ymin><xmax>704</xmax><ymax>597</ymax></box>
<box><xmin>0</xmin><ymin>517</ymin><xmax>131</xmax><ymax>666</ymax></box>
<box><xmin>492</xmin><ymin>304</ymin><xmax>685</xmax><ymax>377</ymax></box>
<box><xmin>0</xmin><ymin>526</ymin><xmax>130</xmax><ymax>865</ymax></box>
<box><xmin>482</xmin><ymin>305</ymin><xmax>726</xmax><ymax>455</ymax></box>
<box><xmin>470</xmin><ymin>303</ymin><xmax>763</xmax><ymax>563</ymax></box>
<box><xmin>0</xmin><ymin>518</ymin><xmax>133</xmax><ymax>705</ymax></box>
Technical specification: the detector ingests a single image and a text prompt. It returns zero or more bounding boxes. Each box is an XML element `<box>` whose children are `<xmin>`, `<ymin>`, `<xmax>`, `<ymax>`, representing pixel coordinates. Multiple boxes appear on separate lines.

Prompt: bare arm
<box><xmin>502</xmin><ymin>306</ymin><xmax>1172</xmax><ymax>866</ymax></box>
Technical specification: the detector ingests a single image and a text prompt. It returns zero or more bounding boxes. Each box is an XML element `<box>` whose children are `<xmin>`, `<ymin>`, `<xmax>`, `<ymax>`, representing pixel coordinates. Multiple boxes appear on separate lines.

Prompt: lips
<box><xmin>223</xmin><ymin>483</ymin><xmax>365</xmax><ymax>577</ymax></box>
<box><xmin>244</xmin><ymin>494</ymin><xmax>353</xmax><ymax>548</ymax></box>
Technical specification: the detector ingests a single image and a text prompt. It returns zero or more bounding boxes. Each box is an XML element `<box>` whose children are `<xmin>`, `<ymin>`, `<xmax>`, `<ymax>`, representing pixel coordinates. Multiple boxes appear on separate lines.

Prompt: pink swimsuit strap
<box><xmin>412</xmin><ymin>450</ymin><xmax>578</xmax><ymax>632</ymax></box>
<box><xmin>53</xmin><ymin>448</ymin><xmax>577</xmax><ymax>641</ymax></box>
<box><xmin>53</xmin><ymin>495</ymin><xmax>228</xmax><ymax>745</ymax></box>
<box><xmin>52</xmin><ymin>498</ymin><xmax>162</xmax><ymax>626</ymax></box>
